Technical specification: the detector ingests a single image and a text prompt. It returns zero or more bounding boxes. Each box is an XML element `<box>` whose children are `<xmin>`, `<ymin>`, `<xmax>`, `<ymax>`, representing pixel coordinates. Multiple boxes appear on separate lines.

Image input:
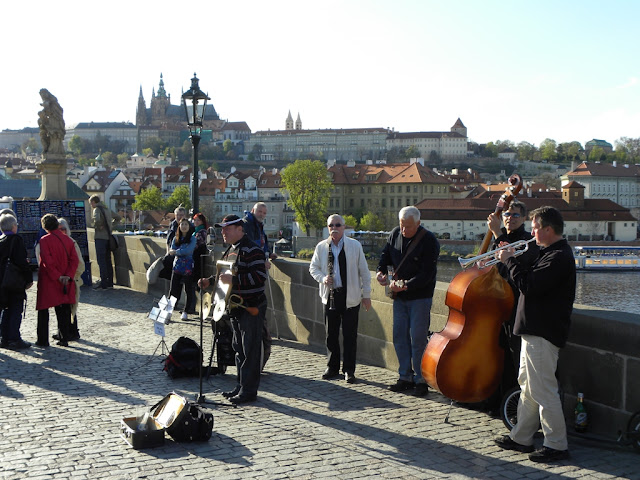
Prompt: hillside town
<box><xmin>1</xmin><ymin>74</ymin><xmax>638</xmax><ymax>243</ymax></box>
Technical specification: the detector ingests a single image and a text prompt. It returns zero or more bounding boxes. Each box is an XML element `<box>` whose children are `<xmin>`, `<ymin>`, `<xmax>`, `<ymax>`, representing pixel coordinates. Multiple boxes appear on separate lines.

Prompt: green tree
<box><xmin>359</xmin><ymin>211</ymin><xmax>385</xmax><ymax>231</ymax></box>
<box><xmin>539</xmin><ymin>138</ymin><xmax>558</xmax><ymax>162</ymax></box>
<box><xmin>165</xmin><ymin>185</ymin><xmax>191</xmax><ymax>212</ymax></box>
<box><xmin>342</xmin><ymin>214</ymin><xmax>358</xmax><ymax>229</ymax></box>
<box><xmin>131</xmin><ymin>186</ymin><xmax>166</xmax><ymax>211</ymax></box>
<box><xmin>280</xmin><ymin>159</ymin><xmax>333</xmax><ymax>236</ymax></box>
<box><xmin>223</xmin><ymin>139</ymin><xmax>233</xmax><ymax>153</ymax></box>
<box><xmin>116</xmin><ymin>153</ymin><xmax>129</xmax><ymax>167</ymax></box>
<box><xmin>22</xmin><ymin>137</ymin><xmax>41</xmax><ymax>154</ymax></box>
<box><xmin>405</xmin><ymin>145</ymin><xmax>420</xmax><ymax>159</ymax></box>
<box><xmin>588</xmin><ymin>146</ymin><xmax>605</xmax><ymax>161</ymax></box>
<box><xmin>142</xmin><ymin>148</ymin><xmax>153</xmax><ymax>156</ymax></box>
<box><xmin>516</xmin><ymin>141</ymin><xmax>536</xmax><ymax>161</ymax></box>
<box><xmin>69</xmin><ymin>135</ymin><xmax>85</xmax><ymax>157</ymax></box>
<box><xmin>143</xmin><ymin>136</ymin><xmax>166</xmax><ymax>156</ymax></box>
<box><xmin>101</xmin><ymin>151</ymin><xmax>117</xmax><ymax>165</ymax></box>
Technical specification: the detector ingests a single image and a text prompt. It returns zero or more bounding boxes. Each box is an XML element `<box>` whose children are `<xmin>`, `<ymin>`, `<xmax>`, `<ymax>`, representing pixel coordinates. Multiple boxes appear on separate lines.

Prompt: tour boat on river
<box><xmin>574</xmin><ymin>245</ymin><xmax>640</xmax><ymax>270</ymax></box>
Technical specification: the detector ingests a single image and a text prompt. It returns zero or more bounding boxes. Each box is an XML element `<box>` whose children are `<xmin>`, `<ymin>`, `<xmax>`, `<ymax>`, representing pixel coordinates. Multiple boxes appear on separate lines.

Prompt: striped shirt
<box><xmin>222</xmin><ymin>234</ymin><xmax>267</xmax><ymax>306</ymax></box>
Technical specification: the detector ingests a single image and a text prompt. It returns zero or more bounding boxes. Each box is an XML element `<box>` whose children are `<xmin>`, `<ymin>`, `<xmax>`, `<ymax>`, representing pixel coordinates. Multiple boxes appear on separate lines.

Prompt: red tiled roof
<box><xmin>568</xmin><ymin>161</ymin><xmax>640</xmax><ymax>178</ymax></box>
<box><xmin>415</xmin><ymin>198</ymin><xmax>636</xmax><ymax>222</ymax></box>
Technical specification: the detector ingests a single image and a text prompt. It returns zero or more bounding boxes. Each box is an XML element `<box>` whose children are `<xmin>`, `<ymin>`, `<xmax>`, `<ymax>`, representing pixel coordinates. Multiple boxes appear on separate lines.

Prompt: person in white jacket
<box><xmin>309</xmin><ymin>214</ymin><xmax>371</xmax><ymax>384</ymax></box>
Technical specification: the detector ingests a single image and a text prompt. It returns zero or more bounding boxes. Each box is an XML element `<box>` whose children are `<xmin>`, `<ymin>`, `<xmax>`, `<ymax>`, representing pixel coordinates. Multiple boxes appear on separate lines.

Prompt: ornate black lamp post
<box><xmin>182</xmin><ymin>73</ymin><xmax>210</xmax><ymax>214</ymax></box>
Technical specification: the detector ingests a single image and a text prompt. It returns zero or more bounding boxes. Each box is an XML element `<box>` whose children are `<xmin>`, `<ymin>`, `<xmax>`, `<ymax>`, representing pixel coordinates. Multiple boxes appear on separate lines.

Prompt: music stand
<box><xmin>129</xmin><ymin>295</ymin><xmax>175</xmax><ymax>373</ymax></box>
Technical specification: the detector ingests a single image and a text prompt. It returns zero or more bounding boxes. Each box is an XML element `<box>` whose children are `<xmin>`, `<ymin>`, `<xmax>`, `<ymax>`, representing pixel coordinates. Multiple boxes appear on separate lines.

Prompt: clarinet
<box><xmin>328</xmin><ymin>249</ymin><xmax>336</xmax><ymax>311</ymax></box>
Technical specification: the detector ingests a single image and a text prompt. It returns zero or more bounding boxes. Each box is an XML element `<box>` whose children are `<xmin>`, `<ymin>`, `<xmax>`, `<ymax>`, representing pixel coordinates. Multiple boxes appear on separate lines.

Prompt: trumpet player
<box><xmin>198</xmin><ymin>214</ymin><xmax>267</xmax><ymax>405</ymax></box>
<box><xmin>309</xmin><ymin>214</ymin><xmax>371</xmax><ymax>384</ymax></box>
<box><xmin>485</xmin><ymin>200</ymin><xmax>539</xmax><ymax>413</ymax></box>
<box><xmin>494</xmin><ymin>206</ymin><xmax>575</xmax><ymax>463</ymax></box>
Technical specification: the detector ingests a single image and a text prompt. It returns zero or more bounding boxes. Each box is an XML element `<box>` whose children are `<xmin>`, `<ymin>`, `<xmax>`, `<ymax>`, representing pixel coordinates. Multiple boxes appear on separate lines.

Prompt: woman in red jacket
<box><xmin>36</xmin><ymin>214</ymin><xmax>79</xmax><ymax>347</ymax></box>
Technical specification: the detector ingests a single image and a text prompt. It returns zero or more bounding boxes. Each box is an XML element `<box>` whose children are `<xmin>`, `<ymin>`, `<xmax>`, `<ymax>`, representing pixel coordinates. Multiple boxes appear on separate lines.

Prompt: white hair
<box><xmin>399</xmin><ymin>206</ymin><xmax>420</xmax><ymax>222</ymax></box>
<box><xmin>252</xmin><ymin>202</ymin><xmax>267</xmax><ymax>211</ymax></box>
<box><xmin>327</xmin><ymin>213</ymin><xmax>345</xmax><ymax>225</ymax></box>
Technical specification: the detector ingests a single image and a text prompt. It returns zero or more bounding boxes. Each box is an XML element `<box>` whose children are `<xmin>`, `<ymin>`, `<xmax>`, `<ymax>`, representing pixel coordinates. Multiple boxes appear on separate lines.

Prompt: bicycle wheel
<box><xmin>500</xmin><ymin>386</ymin><xmax>521</xmax><ymax>431</ymax></box>
<box><xmin>628</xmin><ymin>411</ymin><xmax>640</xmax><ymax>452</ymax></box>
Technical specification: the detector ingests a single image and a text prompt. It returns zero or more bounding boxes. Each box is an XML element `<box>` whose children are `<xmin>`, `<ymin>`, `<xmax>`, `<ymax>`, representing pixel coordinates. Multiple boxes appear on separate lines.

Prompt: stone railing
<box><xmin>90</xmin><ymin>230</ymin><xmax>640</xmax><ymax>440</ymax></box>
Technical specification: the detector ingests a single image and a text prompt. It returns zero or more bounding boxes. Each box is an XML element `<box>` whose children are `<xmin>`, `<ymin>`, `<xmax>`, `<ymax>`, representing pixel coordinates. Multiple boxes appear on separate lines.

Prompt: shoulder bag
<box><xmin>385</xmin><ymin>228</ymin><xmax>427</xmax><ymax>299</ymax></box>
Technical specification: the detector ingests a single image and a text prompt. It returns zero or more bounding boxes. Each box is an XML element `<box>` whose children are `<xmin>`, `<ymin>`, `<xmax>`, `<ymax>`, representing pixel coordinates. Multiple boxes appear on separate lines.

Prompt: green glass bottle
<box><xmin>574</xmin><ymin>392</ymin><xmax>588</xmax><ymax>433</ymax></box>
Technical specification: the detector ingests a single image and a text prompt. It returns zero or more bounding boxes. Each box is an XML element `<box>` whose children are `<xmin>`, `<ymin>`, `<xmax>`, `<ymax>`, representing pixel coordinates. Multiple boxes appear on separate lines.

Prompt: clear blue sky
<box><xmin>1</xmin><ymin>0</ymin><xmax>638</xmax><ymax>147</ymax></box>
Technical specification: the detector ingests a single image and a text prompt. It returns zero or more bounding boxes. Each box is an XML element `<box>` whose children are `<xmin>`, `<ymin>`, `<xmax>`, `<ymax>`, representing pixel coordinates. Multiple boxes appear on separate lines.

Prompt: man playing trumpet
<box><xmin>199</xmin><ymin>214</ymin><xmax>267</xmax><ymax>404</ymax></box>
<box><xmin>309</xmin><ymin>214</ymin><xmax>371</xmax><ymax>384</ymax></box>
<box><xmin>484</xmin><ymin>200</ymin><xmax>539</xmax><ymax>413</ymax></box>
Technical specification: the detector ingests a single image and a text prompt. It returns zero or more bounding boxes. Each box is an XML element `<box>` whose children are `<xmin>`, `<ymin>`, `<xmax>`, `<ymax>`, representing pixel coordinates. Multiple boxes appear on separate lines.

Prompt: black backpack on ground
<box><xmin>163</xmin><ymin>337</ymin><xmax>202</xmax><ymax>378</ymax></box>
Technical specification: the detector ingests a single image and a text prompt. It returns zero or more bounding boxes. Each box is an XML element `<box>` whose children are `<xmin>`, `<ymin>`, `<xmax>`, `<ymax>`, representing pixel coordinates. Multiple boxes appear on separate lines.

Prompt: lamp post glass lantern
<box><xmin>182</xmin><ymin>73</ymin><xmax>210</xmax><ymax>214</ymax></box>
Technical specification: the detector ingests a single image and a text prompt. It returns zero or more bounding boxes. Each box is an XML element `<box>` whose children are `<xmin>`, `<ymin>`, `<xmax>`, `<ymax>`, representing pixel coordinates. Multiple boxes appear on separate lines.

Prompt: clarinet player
<box><xmin>309</xmin><ymin>214</ymin><xmax>371</xmax><ymax>384</ymax></box>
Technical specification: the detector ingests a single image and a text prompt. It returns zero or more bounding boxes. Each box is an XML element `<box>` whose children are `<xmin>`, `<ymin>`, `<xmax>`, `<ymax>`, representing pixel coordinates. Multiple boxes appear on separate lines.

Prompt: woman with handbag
<box><xmin>168</xmin><ymin>218</ymin><xmax>196</xmax><ymax>321</ymax></box>
<box><xmin>0</xmin><ymin>213</ymin><xmax>34</xmax><ymax>350</ymax></box>
<box><xmin>35</xmin><ymin>218</ymin><xmax>84</xmax><ymax>344</ymax></box>
<box><xmin>35</xmin><ymin>214</ymin><xmax>79</xmax><ymax>347</ymax></box>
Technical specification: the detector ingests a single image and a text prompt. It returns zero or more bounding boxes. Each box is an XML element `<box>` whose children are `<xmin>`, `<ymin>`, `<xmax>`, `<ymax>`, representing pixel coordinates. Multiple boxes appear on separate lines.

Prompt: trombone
<box><xmin>228</xmin><ymin>294</ymin><xmax>259</xmax><ymax>316</ymax></box>
<box><xmin>458</xmin><ymin>237</ymin><xmax>536</xmax><ymax>270</ymax></box>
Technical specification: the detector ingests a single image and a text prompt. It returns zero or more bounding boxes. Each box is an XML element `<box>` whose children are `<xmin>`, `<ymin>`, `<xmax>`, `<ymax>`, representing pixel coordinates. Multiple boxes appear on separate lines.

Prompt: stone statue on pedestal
<box><xmin>36</xmin><ymin>89</ymin><xmax>68</xmax><ymax>200</ymax></box>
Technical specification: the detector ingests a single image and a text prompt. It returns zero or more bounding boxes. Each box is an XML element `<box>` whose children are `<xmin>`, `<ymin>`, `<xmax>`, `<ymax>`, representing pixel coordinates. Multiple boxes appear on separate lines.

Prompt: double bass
<box><xmin>421</xmin><ymin>174</ymin><xmax>523</xmax><ymax>403</ymax></box>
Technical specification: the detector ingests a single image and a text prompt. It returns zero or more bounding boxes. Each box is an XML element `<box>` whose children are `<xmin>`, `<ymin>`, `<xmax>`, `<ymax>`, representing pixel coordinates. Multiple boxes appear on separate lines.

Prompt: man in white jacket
<box><xmin>309</xmin><ymin>214</ymin><xmax>371</xmax><ymax>384</ymax></box>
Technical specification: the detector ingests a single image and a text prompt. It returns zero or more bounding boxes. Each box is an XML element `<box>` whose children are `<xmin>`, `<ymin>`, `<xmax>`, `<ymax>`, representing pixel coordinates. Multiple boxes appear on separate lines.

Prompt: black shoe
<box><xmin>345</xmin><ymin>372</ymin><xmax>357</xmax><ymax>384</ymax></box>
<box><xmin>494</xmin><ymin>435</ymin><xmax>534</xmax><ymax>453</ymax></box>
<box><xmin>92</xmin><ymin>282</ymin><xmax>104</xmax><ymax>290</ymax></box>
<box><xmin>6</xmin><ymin>339</ymin><xmax>31</xmax><ymax>350</ymax></box>
<box><xmin>69</xmin><ymin>334</ymin><xmax>80</xmax><ymax>341</ymax></box>
<box><xmin>229</xmin><ymin>394</ymin><xmax>257</xmax><ymax>405</ymax></box>
<box><xmin>388</xmin><ymin>379</ymin><xmax>415</xmax><ymax>392</ymax></box>
<box><xmin>322</xmin><ymin>368</ymin><xmax>340</xmax><ymax>380</ymax></box>
<box><xmin>528</xmin><ymin>447</ymin><xmax>570</xmax><ymax>463</ymax></box>
<box><xmin>56</xmin><ymin>340</ymin><xmax>69</xmax><ymax>347</ymax></box>
<box><xmin>414</xmin><ymin>383</ymin><xmax>429</xmax><ymax>397</ymax></box>
<box><xmin>35</xmin><ymin>341</ymin><xmax>50</xmax><ymax>348</ymax></box>
<box><xmin>52</xmin><ymin>334</ymin><xmax>60</xmax><ymax>341</ymax></box>
<box><xmin>222</xmin><ymin>387</ymin><xmax>241</xmax><ymax>398</ymax></box>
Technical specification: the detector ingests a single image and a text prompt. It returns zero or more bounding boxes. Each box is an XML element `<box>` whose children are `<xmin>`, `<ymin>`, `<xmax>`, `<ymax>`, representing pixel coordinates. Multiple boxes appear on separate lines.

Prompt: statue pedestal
<box><xmin>37</xmin><ymin>154</ymin><xmax>67</xmax><ymax>200</ymax></box>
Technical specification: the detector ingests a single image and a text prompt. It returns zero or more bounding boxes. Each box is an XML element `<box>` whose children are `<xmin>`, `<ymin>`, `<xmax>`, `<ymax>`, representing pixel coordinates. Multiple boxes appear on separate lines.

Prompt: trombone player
<box><xmin>309</xmin><ymin>214</ymin><xmax>371</xmax><ymax>384</ymax></box>
<box><xmin>198</xmin><ymin>214</ymin><xmax>267</xmax><ymax>404</ymax></box>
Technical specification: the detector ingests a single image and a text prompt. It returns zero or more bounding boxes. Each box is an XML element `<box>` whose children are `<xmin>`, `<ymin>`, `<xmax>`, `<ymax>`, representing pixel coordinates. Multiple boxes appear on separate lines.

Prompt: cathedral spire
<box><xmin>286</xmin><ymin>110</ymin><xmax>294</xmax><ymax>130</ymax></box>
<box><xmin>157</xmin><ymin>73</ymin><xmax>167</xmax><ymax>98</ymax></box>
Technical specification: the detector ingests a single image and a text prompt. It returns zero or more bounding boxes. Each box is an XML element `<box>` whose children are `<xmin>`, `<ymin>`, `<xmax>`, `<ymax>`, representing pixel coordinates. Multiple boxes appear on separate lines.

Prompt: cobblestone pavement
<box><xmin>1</xmin><ymin>285</ymin><xmax>639</xmax><ymax>479</ymax></box>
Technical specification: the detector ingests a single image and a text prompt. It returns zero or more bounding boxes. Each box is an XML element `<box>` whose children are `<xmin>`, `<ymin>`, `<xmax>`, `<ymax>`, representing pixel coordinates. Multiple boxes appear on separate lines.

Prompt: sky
<box><xmin>1</xmin><ymin>0</ymin><xmax>638</xmax><ymax>147</ymax></box>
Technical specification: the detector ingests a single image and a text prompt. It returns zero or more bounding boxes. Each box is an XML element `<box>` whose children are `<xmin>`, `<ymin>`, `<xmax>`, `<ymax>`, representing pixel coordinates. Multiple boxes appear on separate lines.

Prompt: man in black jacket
<box><xmin>485</xmin><ymin>200</ymin><xmax>539</xmax><ymax>411</ymax></box>
<box><xmin>494</xmin><ymin>206</ymin><xmax>575</xmax><ymax>463</ymax></box>
<box><xmin>376</xmin><ymin>206</ymin><xmax>439</xmax><ymax>396</ymax></box>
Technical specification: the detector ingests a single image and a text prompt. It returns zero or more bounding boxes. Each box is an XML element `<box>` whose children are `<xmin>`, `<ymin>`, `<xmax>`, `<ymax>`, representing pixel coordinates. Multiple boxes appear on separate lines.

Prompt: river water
<box><xmin>436</xmin><ymin>261</ymin><xmax>640</xmax><ymax>314</ymax></box>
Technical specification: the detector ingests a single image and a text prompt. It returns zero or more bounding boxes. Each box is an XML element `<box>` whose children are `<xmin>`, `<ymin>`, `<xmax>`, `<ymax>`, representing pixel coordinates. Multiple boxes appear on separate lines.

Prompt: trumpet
<box><xmin>228</xmin><ymin>294</ymin><xmax>260</xmax><ymax>316</ymax></box>
<box><xmin>458</xmin><ymin>237</ymin><xmax>537</xmax><ymax>270</ymax></box>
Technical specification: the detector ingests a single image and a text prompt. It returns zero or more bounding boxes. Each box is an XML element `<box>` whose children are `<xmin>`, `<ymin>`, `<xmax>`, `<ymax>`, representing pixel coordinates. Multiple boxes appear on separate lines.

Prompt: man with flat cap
<box><xmin>198</xmin><ymin>215</ymin><xmax>267</xmax><ymax>404</ymax></box>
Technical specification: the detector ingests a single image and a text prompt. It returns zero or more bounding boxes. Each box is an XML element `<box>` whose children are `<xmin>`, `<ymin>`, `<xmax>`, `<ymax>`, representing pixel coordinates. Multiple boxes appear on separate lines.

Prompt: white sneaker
<box><xmin>181</xmin><ymin>311</ymin><xmax>188</xmax><ymax>321</ymax></box>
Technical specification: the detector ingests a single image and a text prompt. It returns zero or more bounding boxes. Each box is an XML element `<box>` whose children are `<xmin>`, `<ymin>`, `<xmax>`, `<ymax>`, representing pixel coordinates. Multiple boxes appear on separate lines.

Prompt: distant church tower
<box><xmin>151</xmin><ymin>73</ymin><xmax>171</xmax><ymax>126</ymax></box>
<box><xmin>451</xmin><ymin>118</ymin><xmax>467</xmax><ymax>137</ymax></box>
<box><xmin>286</xmin><ymin>110</ymin><xmax>294</xmax><ymax>130</ymax></box>
<box><xmin>295</xmin><ymin>113</ymin><xmax>302</xmax><ymax>130</ymax></box>
<box><xmin>136</xmin><ymin>86</ymin><xmax>147</xmax><ymax>126</ymax></box>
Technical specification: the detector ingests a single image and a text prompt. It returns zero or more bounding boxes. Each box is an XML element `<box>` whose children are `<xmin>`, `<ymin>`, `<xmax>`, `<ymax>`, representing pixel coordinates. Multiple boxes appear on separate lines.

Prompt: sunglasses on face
<box><xmin>328</xmin><ymin>223</ymin><xmax>343</xmax><ymax>228</ymax></box>
<box><xmin>502</xmin><ymin>212</ymin><xmax>521</xmax><ymax>218</ymax></box>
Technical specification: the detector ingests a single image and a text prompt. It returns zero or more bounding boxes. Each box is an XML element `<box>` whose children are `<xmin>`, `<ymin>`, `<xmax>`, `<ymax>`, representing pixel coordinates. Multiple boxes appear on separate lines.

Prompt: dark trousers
<box><xmin>38</xmin><ymin>304</ymin><xmax>72</xmax><ymax>343</ymax></box>
<box><xmin>0</xmin><ymin>297</ymin><xmax>25</xmax><ymax>342</ymax></box>
<box><xmin>324</xmin><ymin>288</ymin><xmax>360</xmax><ymax>374</ymax></box>
<box><xmin>169</xmin><ymin>272</ymin><xmax>195</xmax><ymax>312</ymax></box>
<box><xmin>95</xmin><ymin>239</ymin><xmax>113</xmax><ymax>287</ymax></box>
<box><xmin>37</xmin><ymin>307</ymin><xmax>78</xmax><ymax>344</ymax></box>
<box><xmin>231</xmin><ymin>302</ymin><xmax>265</xmax><ymax>397</ymax></box>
